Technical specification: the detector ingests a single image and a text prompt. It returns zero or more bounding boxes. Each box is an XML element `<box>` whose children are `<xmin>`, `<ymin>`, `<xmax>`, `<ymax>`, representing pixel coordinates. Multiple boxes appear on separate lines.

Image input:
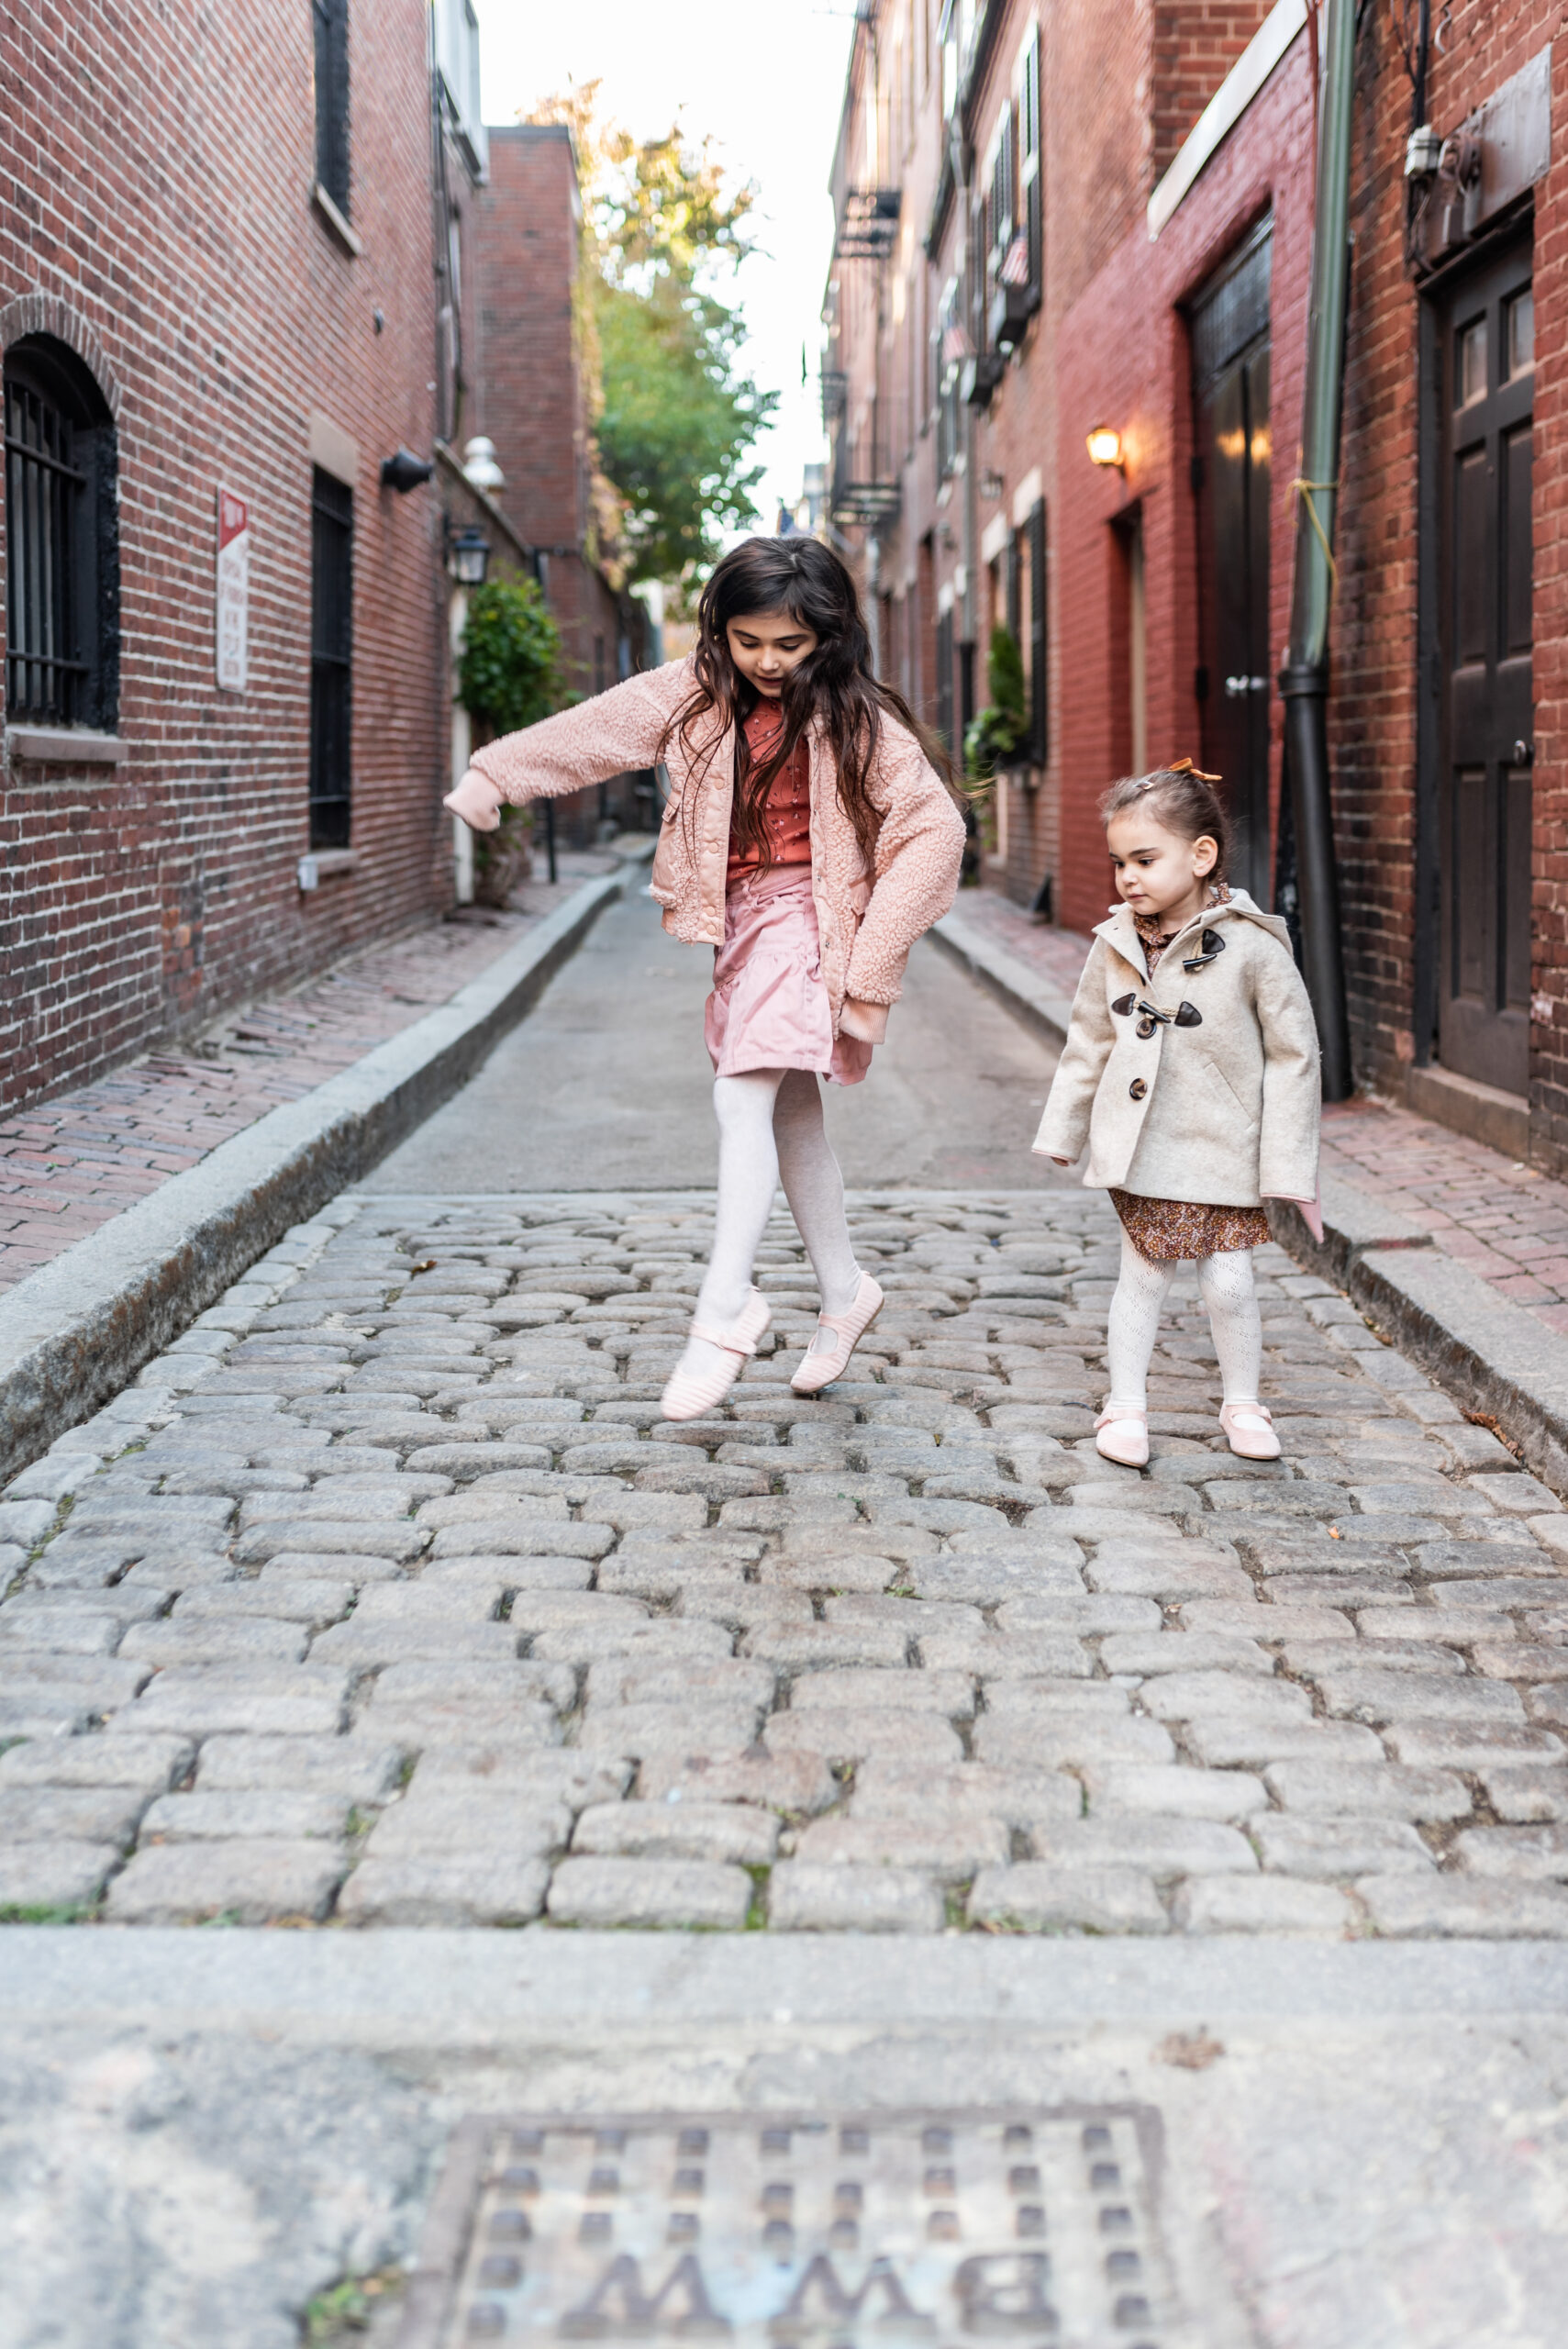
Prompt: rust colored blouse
<box><xmin>728</xmin><ymin>698</ymin><xmax>812</xmax><ymax>885</ymax></box>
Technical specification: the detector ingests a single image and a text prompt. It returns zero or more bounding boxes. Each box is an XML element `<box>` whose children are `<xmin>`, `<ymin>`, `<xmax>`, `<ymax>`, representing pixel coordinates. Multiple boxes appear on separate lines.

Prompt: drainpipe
<box><xmin>952</xmin><ymin>115</ymin><xmax>977</xmax><ymax>733</ymax></box>
<box><xmin>1278</xmin><ymin>0</ymin><xmax>1357</xmax><ymax>1100</ymax></box>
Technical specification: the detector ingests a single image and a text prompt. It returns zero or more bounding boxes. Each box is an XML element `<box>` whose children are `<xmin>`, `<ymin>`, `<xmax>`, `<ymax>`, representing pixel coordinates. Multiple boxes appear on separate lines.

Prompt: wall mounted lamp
<box><xmin>1085</xmin><ymin>426</ymin><xmax>1125</xmax><ymax>473</ymax></box>
<box><xmin>381</xmin><ymin>448</ymin><xmax>435</xmax><ymax>492</ymax></box>
<box><xmin>445</xmin><ymin>524</ymin><xmax>491</xmax><ymax>586</ymax></box>
<box><xmin>980</xmin><ymin>467</ymin><xmax>1006</xmax><ymax>501</ymax></box>
<box><xmin>462</xmin><ymin>436</ymin><xmax>506</xmax><ymax>493</ymax></box>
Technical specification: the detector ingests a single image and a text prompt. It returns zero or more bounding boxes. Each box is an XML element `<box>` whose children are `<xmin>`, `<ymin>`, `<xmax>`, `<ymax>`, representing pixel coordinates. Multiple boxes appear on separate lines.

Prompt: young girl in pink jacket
<box><xmin>446</xmin><ymin>536</ymin><xmax>966</xmax><ymax>1421</ymax></box>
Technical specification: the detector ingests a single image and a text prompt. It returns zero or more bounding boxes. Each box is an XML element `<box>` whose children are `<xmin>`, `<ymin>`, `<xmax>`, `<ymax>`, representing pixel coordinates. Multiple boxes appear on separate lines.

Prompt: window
<box><xmin>3</xmin><ymin>335</ymin><xmax>119</xmax><ymax>729</ymax></box>
<box><xmin>1028</xmin><ymin>498</ymin><xmax>1048</xmax><ymax>763</ymax></box>
<box><xmin>313</xmin><ymin>0</ymin><xmax>350</xmax><ymax>217</ymax></box>
<box><xmin>434</xmin><ymin>0</ymin><xmax>487</xmax><ymax>178</ymax></box>
<box><xmin>935</xmin><ymin>605</ymin><xmax>955</xmax><ymax>753</ymax></box>
<box><xmin>936</xmin><ymin>280</ymin><xmax>962</xmax><ymax>477</ymax></box>
<box><xmin>1019</xmin><ymin>30</ymin><xmax>1042</xmax><ymax>311</ymax></box>
<box><xmin>309</xmin><ymin>468</ymin><xmax>352</xmax><ymax>848</ymax></box>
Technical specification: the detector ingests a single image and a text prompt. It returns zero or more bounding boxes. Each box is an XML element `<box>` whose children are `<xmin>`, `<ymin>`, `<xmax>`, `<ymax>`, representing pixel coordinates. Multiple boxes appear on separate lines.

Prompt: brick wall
<box><xmin>0</xmin><ymin>0</ymin><xmax>451</xmax><ymax>1112</ymax></box>
<box><xmin>1329</xmin><ymin>2</ymin><xmax>1566</xmax><ymax>1142</ymax></box>
<box><xmin>1151</xmin><ymin>0</ymin><xmax>1276</xmax><ymax>177</ymax></box>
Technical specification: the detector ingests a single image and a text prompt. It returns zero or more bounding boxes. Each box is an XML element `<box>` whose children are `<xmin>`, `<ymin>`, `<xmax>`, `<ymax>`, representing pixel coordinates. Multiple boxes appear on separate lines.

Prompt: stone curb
<box><xmin>929</xmin><ymin>905</ymin><xmax>1077</xmax><ymax>1045</ymax></box>
<box><xmin>0</xmin><ymin>860</ymin><xmax>641</xmax><ymax>1480</ymax></box>
<box><xmin>1268</xmin><ymin>1181</ymin><xmax>1568</xmax><ymax>1487</ymax></box>
<box><xmin>928</xmin><ymin>907</ymin><xmax>1568</xmax><ymax>1486</ymax></box>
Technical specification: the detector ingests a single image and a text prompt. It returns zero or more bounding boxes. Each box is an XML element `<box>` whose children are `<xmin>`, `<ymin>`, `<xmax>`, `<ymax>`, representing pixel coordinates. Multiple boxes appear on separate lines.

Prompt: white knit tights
<box><xmin>679</xmin><ymin>1069</ymin><xmax>861</xmax><ymax>1384</ymax></box>
<box><xmin>1105</xmin><ymin>1231</ymin><xmax>1262</xmax><ymax>1410</ymax></box>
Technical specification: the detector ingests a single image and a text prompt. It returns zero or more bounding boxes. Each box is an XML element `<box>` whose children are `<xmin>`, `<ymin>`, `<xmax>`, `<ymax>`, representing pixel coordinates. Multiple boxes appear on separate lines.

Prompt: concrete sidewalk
<box><xmin>937</xmin><ymin>890</ymin><xmax>1568</xmax><ymax>1491</ymax></box>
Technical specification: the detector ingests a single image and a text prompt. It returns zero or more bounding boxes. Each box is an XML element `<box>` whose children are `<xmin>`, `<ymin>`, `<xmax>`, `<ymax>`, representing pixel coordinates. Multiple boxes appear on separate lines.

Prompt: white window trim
<box><xmin>1147</xmin><ymin>0</ymin><xmax>1307</xmax><ymax>239</ymax></box>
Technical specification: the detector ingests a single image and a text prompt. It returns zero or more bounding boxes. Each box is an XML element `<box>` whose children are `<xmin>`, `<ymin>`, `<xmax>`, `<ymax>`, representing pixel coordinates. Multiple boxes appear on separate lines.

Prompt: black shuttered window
<box><xmin>309</xmin><ymin>467</ymin><xmax>352</xmax><ymax>848</ymax></box>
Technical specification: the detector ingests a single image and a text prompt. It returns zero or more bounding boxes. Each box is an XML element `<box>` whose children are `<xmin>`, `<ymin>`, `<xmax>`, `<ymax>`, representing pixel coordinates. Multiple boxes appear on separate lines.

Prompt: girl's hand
<box><xmin>1051</xmin><ymin>1157</ymin><xmax>1072</xmax><ymax>1166</ymax></box>
<box><xmin>1266</xmin><ymin>1186</ymin><xmax>1325</xmax><ymax>1244</ymax></box>
<box><xmin>444</xmin><ymin>768</ymin><xmax>505</xmax><ymax>833</ymax></box>
<box><xmin>839</xmin><ymin>998</ymin><xmax>889</xmax><ymax>1045</ymax></box>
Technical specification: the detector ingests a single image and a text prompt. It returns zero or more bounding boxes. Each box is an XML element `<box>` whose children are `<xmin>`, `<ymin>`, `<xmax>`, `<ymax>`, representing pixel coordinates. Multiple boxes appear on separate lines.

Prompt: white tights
<box><xmin>1105</xmin><ymin>1230</ymin><xmax>1262</xmax><ymax>1411</ymax></box>
<box><xmin>679</xmin><ymin>1069</ymin><xmax>861</xmax><ymax>1382</ymax></box>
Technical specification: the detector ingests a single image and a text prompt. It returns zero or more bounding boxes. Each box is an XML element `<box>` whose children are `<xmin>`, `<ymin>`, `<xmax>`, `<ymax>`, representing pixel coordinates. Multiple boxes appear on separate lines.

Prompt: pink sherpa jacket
<box><xmin>470</xmin><ymin>657</ymin><xmax>966</xmax><ymax>1018</ymax></box>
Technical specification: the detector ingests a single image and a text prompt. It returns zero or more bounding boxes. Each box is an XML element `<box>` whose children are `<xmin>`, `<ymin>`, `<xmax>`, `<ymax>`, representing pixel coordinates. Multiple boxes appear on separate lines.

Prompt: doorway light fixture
<box><xmin>1085</xmin><ymin>426</ymin><xmax>1125</xmax><ymax>472</ymax></box>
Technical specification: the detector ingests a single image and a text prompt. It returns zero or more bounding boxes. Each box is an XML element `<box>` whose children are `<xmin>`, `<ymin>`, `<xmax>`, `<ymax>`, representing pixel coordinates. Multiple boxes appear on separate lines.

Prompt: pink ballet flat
<box><xmin>1219</xmin><ymin>1401</ymin><xmax>1280</xmax><ymax>1460</ymax></box>
<box><xmin>790</xmin><ymin>1271</ymin><xmax>885</xmax><ymax>1395</ymax></box>
<box><xmin>661</xmin><ymin>1288</ymin><xmax>772</xmax><ymax>1422</ymax></box>
<box><xmin>1095</xmin><ymin>1405</ymin><xmax>1149</xmax><ymax>1468</ymax></box>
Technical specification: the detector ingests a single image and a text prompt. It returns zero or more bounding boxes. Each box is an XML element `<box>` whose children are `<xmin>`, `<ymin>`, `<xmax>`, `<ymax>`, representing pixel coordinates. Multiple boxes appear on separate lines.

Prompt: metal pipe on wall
<box><xmin>1279</xmin><ymin>0</ymin><xmax>1358</xmax><ymax>1100</ymax></box>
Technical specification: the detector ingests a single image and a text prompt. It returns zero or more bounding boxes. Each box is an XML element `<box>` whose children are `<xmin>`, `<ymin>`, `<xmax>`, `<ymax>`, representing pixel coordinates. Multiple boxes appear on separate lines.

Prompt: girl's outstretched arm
<box><xmin>1031</xmin><ymin>941</ymin><xmax>1114</xmax><ymax>1164</ymax></box>
<box><xmin>445</xmin><ymin>662</ymin><xmax>691</xmax><ymax>826</ymax></box>
<box><xmin>840</xmin><ymin>731</ymin><xmax>966</xmax><ymax>1006</ymax></box>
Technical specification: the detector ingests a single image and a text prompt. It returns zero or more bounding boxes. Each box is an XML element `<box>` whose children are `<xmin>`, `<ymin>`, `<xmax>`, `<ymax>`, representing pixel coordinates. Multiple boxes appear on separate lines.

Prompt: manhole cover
<box><xmin>398</xmin><ymin>2107</ymin><xmax>1171</xmax><ymax>2348</ymax></box>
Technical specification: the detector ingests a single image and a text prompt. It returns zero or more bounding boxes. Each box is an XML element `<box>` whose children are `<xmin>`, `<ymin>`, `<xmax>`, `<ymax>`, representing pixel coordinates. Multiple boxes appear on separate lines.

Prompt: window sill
<box><xmin>298</xmin><ymin>849</ymin><xmax>359</xmax><ymax>890</ymax></box>
<box><xmin>312</xmin><ymin>183</ymin><xmax>362</xmax><ymax>257</ymax></box>
<box><xmin>6</xmin><ymin>726</ymin><xmax>129</xmax><ymax>766</ymax></box>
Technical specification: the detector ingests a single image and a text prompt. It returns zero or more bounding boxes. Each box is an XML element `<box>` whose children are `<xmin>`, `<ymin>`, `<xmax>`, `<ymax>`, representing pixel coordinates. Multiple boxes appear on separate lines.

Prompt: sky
<box><xmin>473</xmin><ymin>0</ymin><xmax>857</xmax><ymax>537</ymax></box>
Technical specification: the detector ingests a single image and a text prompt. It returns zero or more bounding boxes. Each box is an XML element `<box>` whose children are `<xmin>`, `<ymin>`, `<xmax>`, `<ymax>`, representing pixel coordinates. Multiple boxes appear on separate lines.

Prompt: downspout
<box><xmin>952</xmin><ymin>114</ymin><xmax>977</xmax><ymax>733</ymax></box>
<box><xmin>1278</xmin><ymin>0</ymin><xmax>1357</xmax><ymax>1099</ymax></box>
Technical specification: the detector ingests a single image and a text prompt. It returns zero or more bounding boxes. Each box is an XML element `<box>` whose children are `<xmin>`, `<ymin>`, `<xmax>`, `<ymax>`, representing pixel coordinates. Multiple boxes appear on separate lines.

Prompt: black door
<box><xmin>1191</xmin><ymin>220</ymin><xmax>1273</xmax><ymax>902</ymax></box>
<box><xmin>1436</xmin><ymin>238</ymin><xmax>1534</xmax><ymax>1094</ymax></box>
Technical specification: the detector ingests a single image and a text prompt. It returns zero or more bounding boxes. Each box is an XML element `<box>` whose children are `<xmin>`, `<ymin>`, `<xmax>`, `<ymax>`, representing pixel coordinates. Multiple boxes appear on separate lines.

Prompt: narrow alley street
<box><xmin>5</xmin><ymin>902</ymin><xmax>1568</xmax><ymax>2343</ymax></box>
<box><xmin>6</xmin><ymin>890</ymin><xmax>1564</xmax><ymax>1943</ymax></box>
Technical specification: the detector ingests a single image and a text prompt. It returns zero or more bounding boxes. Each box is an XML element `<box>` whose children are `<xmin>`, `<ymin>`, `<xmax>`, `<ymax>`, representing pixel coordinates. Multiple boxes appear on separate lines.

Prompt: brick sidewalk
<box><xmin>0</xmin><ymin>853</ymin><xmax>622</xmax><ymax>1297</ymax></box>
<box><xmin>957</xmin><ymin>885</ymin><xmax>1568</xmax><ymax>1336</ymax></box>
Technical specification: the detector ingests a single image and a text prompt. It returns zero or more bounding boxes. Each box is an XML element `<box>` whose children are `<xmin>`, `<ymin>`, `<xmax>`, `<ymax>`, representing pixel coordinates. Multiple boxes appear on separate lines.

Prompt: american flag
<box><xmin>999</xmin><ymin>231</ymin><xmax>1030</xmax><ymax>287</ymax></box>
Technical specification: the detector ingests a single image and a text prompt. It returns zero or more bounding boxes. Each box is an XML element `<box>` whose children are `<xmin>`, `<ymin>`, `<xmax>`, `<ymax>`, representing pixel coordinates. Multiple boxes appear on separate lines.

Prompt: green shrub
<box><xmin>963</xmin><ymin>624</ymin><xmax>1029</xmax><ymax>781</ymax></box>
<box><xmin>458</xmin><ymin>577</ymin><xmax>562</xmax><ymax>736</ymax></box>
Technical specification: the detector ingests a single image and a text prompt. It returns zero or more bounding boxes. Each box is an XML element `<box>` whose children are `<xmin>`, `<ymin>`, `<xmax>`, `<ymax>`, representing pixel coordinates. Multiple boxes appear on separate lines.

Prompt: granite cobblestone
<box><xmin>5</xmin><ymin>1186</ymin><xmax>1568</xmax><ymax>1933</ymax></box>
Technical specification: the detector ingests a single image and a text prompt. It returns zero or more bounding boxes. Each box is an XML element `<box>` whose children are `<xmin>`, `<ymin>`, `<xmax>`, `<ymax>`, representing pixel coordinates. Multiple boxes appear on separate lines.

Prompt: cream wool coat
<box><xmin>1032</xmin><ymin>891</ymin><xmax>1320</xmax><ymax>1206</ymax></box>
<box><xmin>471</xmin><ymin>658</ymin><xmax>966</xmax><ymax>1021</ymax></box>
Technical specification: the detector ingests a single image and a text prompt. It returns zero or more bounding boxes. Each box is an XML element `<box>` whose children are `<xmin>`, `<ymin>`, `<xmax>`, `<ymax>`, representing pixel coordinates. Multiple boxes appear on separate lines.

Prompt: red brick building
<box><xmin>1</xmin><ymin>3</ymin><xmax>646</xmax><ymax>1115</ymax></box>
<box><xmin>469</xmin><ymin>126</ymin><xmax>657</xmax><ymax>846</ymax></box>
<box><xmin>828</xmin><ymin>0</ymin><xmax>1562</xmax><ymax>1166</ymax></box>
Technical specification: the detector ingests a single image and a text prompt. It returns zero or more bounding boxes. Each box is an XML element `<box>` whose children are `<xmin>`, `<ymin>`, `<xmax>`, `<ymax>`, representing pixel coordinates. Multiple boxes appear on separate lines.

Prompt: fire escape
<box><xmin>828</xmin><ymin>185</ymin><xmax>902</xmax><ymax>530</ymax></box>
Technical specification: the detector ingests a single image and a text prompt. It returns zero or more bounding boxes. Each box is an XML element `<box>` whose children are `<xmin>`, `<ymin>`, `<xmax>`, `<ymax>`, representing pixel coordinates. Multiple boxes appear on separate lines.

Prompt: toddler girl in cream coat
<box><xmin>1035</xmin><ymin>763</ymin><xmax>1322</xmax><ymax>1466</ymax></box>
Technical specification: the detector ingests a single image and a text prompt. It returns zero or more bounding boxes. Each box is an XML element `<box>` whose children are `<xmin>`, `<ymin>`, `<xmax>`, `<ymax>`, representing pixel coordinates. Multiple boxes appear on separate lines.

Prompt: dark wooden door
<box><xmin>1192</xmin><ymin>222</ymin><xmax>1273</xmax><ymax>903</ymax></box>
<box><xmin>1437</xmin><ymin>238</ymin><xmax>1534</xmax><ymax>1094</ymax></box>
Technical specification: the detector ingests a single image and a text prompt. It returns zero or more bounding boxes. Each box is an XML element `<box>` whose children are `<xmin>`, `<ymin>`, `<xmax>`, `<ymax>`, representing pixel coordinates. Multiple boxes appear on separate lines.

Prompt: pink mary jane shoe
<box><xmin>1095</xmin><ymin>1405</ymin><xmax>1149</xmax><ymax>1468</ymax></box>
<box><xmin>790</xmin><ymin>1271</ymin><xmax>885</xmax><ymax>1396</ymax></box>
<box><xmin>1219</xmin><ymin>1401</ymin><xmax>1281</xmax><ymax>1461</ymax></box>
<box><xmin>661</xmin><ymin>1288</ymin><xmax>772</xmax><ymax>1422</ymax></box>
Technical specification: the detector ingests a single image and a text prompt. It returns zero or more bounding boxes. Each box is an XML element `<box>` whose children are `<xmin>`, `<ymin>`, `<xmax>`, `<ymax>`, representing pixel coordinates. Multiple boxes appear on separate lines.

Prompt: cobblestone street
<box><xmin>8</xmin><ymin>1158</ymin><xmax>1568</xmax><ymax>1937</ymax></box>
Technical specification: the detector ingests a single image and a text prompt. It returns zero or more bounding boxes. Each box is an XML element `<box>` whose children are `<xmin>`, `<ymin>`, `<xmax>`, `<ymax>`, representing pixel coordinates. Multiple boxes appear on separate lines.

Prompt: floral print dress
<box><xmin>1109</xmin><ymin>886</ymin><xmax>1273</xmax><ymax>1263</ymax></box>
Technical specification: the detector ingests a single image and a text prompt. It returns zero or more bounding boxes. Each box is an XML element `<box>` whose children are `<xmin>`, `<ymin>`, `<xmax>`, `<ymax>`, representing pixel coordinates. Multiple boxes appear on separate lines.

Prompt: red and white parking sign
<box><xmin>216</xmin><ymin>487</ymin><xmax>250</xmax><ymax>691</ymax></box>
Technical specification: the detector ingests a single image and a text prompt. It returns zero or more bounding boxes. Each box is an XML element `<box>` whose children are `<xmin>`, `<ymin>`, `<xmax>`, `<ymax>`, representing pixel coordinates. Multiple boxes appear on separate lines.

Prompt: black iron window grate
<box><xmin>5</xmin><ymin>373</ymin><xmax>88</xmax><ymax>723</ymax></box>
<box><xmin>314</xmin><ymin>0</ymin><xmax>350</xmax><ymax>216</ymax></box>
<box><xmin>309</xmin><ymin>467</ymin><xmax>353</xmax><ymax>849</ymax></box>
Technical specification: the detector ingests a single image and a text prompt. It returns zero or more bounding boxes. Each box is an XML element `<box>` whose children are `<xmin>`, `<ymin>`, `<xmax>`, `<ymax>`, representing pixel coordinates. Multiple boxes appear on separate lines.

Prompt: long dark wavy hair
<box><xmin>659</xmin><ymin>536</ymin><xmax>961</xmax><ymax>874</ymax></box>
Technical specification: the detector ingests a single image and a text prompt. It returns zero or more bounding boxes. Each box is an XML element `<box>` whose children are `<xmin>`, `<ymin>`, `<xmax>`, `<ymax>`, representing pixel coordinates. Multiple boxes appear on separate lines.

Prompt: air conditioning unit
<box><xmin>988</xmin><ymin>281</ymin><xmax>1036</xmax><ymax>352</ymax></box>
<box><xmin>962</xmin><ymin>351</ymin><xmax>1006</xmax><ymax>409</ymax></box>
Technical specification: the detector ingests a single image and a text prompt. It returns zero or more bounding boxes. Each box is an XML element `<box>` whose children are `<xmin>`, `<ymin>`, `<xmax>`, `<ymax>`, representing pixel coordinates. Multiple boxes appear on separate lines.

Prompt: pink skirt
<box><xmin>704</xmin><ymin>864</ymin><xmax>873</xmax><ymax>1087</ymax></box>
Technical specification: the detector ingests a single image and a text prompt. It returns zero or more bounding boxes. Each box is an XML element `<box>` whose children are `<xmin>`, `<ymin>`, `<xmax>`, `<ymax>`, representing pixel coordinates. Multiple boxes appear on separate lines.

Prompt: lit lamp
<box><xmin>446</xmin><ymin>525</ymin><xmax>491</xmax><ymax>586</ymax></box>
<box><xmin>1085</xmin><ymin>426</ymin><xmax>1124</xmax><ymax>472</ymax></box>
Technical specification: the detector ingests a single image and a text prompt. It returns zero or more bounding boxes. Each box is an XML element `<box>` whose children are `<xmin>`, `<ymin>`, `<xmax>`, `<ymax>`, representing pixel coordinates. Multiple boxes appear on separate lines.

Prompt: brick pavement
<box><xmin>0</xmin><ymin>856</ymin><xmax>617</xmax><ymax>1297</ymax></box>
<box><xmin>958</xmin><ymin>886</ymin><xmax>1568</xmax><ymax>1335</ymax></box>
<box><xmin>5</xmin><ymin>1185</ymin><xmax>1568</xmax><ymax>1935</ymax></box>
